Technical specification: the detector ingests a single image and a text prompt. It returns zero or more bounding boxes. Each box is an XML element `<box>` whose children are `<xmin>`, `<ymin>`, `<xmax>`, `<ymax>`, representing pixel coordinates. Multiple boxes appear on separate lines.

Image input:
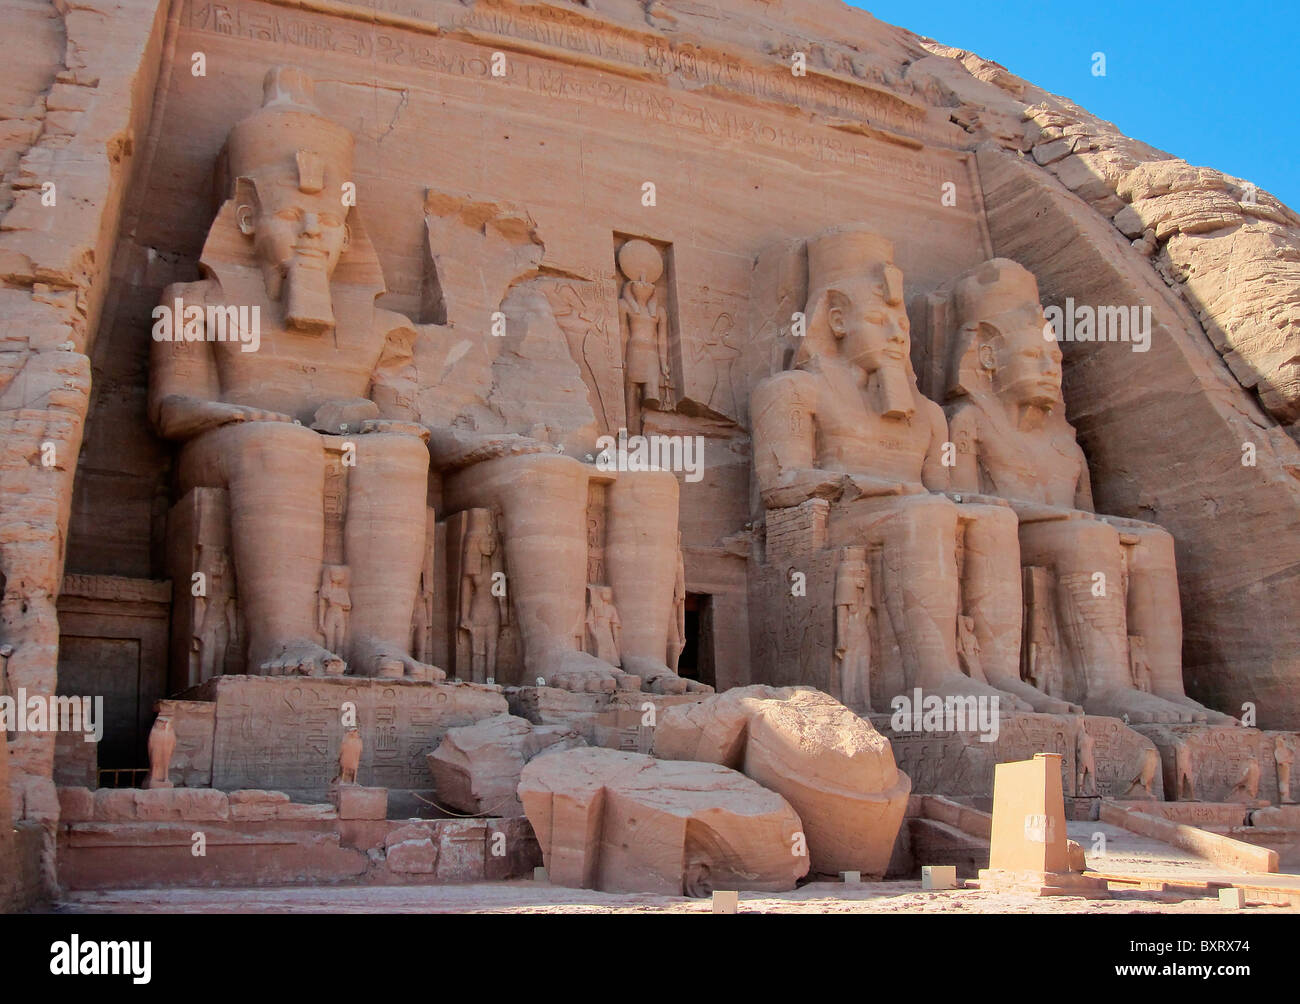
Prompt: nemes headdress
<box><xmin>945</xmin><ymin>258</ymin><xmax>1044</xmax><ymax>399</ymax></box>
<box><xmin>797</xmin><ymin>227</ymin><xmax>904</xmax><ymax>366</ymax></box>
<box><xmin>218</xmin><ymin>66</ymin><xmax>354</xmax><ymax>201</ymax></box>
<box><xmin>202</xmin><ymin>66</ymin><xmax>384</xmax><ymax>293</ymax></box>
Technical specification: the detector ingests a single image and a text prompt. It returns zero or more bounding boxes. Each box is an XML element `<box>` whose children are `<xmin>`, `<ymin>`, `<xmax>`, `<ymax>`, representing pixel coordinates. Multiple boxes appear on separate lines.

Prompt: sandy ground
<box><xmin>46</xmin><ymin>878</ymin><xmax>1297</xmax><ymax>915</ymax></box>
<box><xmin>39</xmin><ymin>816</ymin><xmax>1298</xmax><ymax>915</ymax></box>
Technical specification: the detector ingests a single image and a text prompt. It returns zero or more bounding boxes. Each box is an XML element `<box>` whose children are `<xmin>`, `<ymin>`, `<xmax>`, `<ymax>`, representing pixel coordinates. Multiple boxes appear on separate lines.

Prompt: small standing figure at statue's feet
<box><xmin>146</xmin><ymin>715</ymin><xmax>176</xmax><ymax>790</ymax></box>
<box><xmin>335</xmin><ymin>727</ymin><xmax>362</xmax><ymax>786</ymax></box>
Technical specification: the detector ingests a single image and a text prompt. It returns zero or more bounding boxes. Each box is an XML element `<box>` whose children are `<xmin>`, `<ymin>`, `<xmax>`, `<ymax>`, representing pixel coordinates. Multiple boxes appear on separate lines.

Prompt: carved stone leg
<box><xmin>1120</xmin><ymin>520</ymin><xmax>1230</xmax><ymax>724</ymax></box>
<box><xmin>833</xmin><ymin>494</ymin><xmax>1032</xmax><ymax>711</ymax></box>
<box><xmin>607</xmin><ymin>469</ymin><xmax>710</xmax><ymax>694</ymax></box>
<box><xmin>1018</xmin><ymin>516</ymin><xmax>1194</xmax><ymax>723</ymax></box>
<box><xmin>962</xmin><ymin>503</ymin><xmax>1080</xmax><ymax>715</ymax></box>
<box><xmin>179</xmin><ymin>421</ymin><xmax>342</xmax><ymax>676</ymax></box>
<box><xmin>446</xmin><ymin>453</ymin><xmax>637</xmax><ymax>693</ymax></box>
<box><xmin>346</xmin><ymin>432</ymin><xmax>443</xmax><ymax>680</ymax></box>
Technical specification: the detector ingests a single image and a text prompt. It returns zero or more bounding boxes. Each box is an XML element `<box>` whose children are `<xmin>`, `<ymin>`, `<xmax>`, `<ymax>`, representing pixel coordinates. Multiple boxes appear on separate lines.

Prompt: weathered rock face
<box><xmin>427</xmin><ymin>713</ymin><xmax>584</xmax><ymax>816</ymax></box>
<box><xmin>0</xmin><ymin>0</ymin><xmax>165</xmax><ymax>893</ymax></box>
<box><xmin>656</xmin><ymin>686</ymin><xmax>910</xmax><ymax>877</ymax></box>
<box><xmin>518</xmin><ymin>747</ymin><xmax>808</xmax><ymax>895</ymax></box>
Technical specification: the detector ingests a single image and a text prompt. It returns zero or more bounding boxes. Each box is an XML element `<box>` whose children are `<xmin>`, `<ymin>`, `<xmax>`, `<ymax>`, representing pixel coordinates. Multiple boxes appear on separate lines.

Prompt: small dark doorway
<box><xmin>678</xmin><ymin>592</ymin><xmax>716</xmax><ymax>689</ymax></box>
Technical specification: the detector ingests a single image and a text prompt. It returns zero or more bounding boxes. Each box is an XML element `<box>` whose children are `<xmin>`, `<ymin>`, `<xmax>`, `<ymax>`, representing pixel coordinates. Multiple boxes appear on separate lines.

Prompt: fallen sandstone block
<box><xmin>428</xmin><ymin>713</ymin><xmax>584</xmax><ymax>816</ymax></box>
<box><xmin>519</xmin><ymin>747</ymin><xmax>807</xmax><ymax>896</ymax></box>
<box><xmin>655</xmin><ymin>685</ymin><xmax>910</xmax><ymax>877</ymax></box>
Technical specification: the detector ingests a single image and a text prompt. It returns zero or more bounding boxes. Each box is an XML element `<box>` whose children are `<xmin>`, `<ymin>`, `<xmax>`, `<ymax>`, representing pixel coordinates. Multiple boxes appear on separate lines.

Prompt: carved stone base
<box><xmin>1134</xmin><ymin>724</ymin><xmax>1299</xmax><ymax>803</ymax></box>
<box><xmin>178</xmin><ymin>675</ymin><xmax>507</xmax><ymax>801</ymax></box>
<box><xmin>506</xmin><ymin>685</ymin><xmax>706</xmax><ymax>752</ymax></box>
<box><xmin>870</xmin><ymin>712</ymin><xmax>1163</xmax><ymax>800</ymax></box>
<box><xmin>330</xmin><ymin>784</ymin><xmax>387</xmax><ymax>820</ymax></box>
<box><xmin>153</xmin><ymin>699</ymin><xmax>215</xmax><ymax>787</ymax></box>
<box><xmin>969</xmin><ymin>868</ymin><xmax>1110</xmax><ymax>898</ymax></box>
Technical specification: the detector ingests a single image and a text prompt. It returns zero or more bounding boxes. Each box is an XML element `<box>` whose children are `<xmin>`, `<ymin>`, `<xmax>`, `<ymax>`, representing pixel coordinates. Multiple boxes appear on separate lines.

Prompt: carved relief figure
<box><xmin>412</xmin><ymin>550</ymin><xmax>437</xmax><ymax>666</ymax></box>
<box><xmin>939</xmin><ymin>258</ymin><xmax>1232</xmax><ymax>724</ymax></box>
<box><xmin>584</xmin><ymin>584</ymin><xmax>622</xmax><ymax>666</ymax></box>
<box><xmin>149</xmin><ymin>66</ymin><xmax>440</xmax><ymax>682</ymax></box>
<box><xmin>317</xmin><ymin>565</ymin><xmax>351</xmax><ymax>659</ymax></box>
<box><xmin>1129</xmin><ymin>635</ymin><xmax>1152</xmax><ymax>694</ymax></box>
<box><xmin>668</xmin><ymin>532</ymin><xmax>687</xmax><ymax>674</ymax></box>
<box><xmin>833</xmin><ymin>545</ymin><xmax>872</xmax><ymax>710</ymax></box>
<box><xmin>750</xmin><ymin>227</ymin><xmax>1045</xmax><ymax>714</ymax></box>
<box><xmin>956</xmin><ymin>614</ymin><xmax>982</xmax><ymax>682</ymax></box>
<box><xmin>1230</xmin><ymin>757</ymin><xmax>1260</xmax><ymax>802</ymax></box>
<box><xmin>1021</xmin><ymin>567</ymin><xmax>1061</xmax><ymax>698</ymax></box>
<box><xmin>459</xmin><ymin>509</ymin><xmax>505</xmax><ymax>684</ymax></box>
<box><xmin>146</xmin><ymin>715</ymin><xmax>176</xmax><ymax>789</ymax></box>
<box><xmin>1174</xmin><ymin>740</ymin><xmax>1196</xmax><ymax>800</ymax></box>
<box><xmin>1075</xmin><ymin>727</ymin><xmax>1097</xmax><ymax>796</ymax></box>
<box><xmin>1276</xmin><ymin>735</ymin><xmax>1295</xmax><ymax>803</ymax></box>
<box><xmin>617</xmin><ymin>239</ymin><xmax>673</xmax><ymax>435</ymax></box>
<box><xmin>1125</xmin><ymin>747</ymin><xmax>1160</xmax><ymax>799</ymax></box>
<box><xmin>192</xmin><ymin>544</ymin><xmax>238</xmax><ymax>685</ymax></box>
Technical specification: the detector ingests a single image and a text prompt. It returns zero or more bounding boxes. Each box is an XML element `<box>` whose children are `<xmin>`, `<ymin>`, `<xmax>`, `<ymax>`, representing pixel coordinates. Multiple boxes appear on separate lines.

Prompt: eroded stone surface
<box><xmin>519</xmin><ymin>747</ymin><xmax>808</xmax><ymax>896</ymax></box>
<box><xmin>656</xmin><ymin>686</ymin><xmax>909</xmax><ymax>877</ymax></box>
<box><xmin>427</xmin><ymin>713</ymin><xmax>584</xmax><ymax>817</ymax></box>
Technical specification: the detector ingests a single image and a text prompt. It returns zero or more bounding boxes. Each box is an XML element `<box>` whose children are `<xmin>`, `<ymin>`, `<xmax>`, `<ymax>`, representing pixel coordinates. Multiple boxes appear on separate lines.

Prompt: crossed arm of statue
<box><xmin>751</xmin><ymin>369</ymin><xmax>946</xmax><ymax>509</ymax></box>
<box><xmin>148</xmin><ymin>281</ymin><xmax>294</xmax><ymax>440</ymax></box>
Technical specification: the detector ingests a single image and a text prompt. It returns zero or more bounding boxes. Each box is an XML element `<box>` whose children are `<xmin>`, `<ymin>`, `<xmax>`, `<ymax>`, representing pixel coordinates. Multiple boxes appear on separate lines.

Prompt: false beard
<box><xmin>283</xmin><ymin>262</ymin><xmax>336</xmax><ymax>334</ymax></box>
<box><xmin>869</xmin><ymin>361</ymin><xmax>915</xmax><ymax>420</ymax></box>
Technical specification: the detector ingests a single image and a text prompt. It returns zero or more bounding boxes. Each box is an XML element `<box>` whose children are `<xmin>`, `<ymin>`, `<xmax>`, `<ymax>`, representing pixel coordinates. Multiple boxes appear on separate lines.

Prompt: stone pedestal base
<box><xmin>173</xmin><ymin>675</ymin><xmax>508</xmax><ymax>801</ymax></box>
<box><xmin>1134</xmin><ymin>723</ymin><xmax>1299</xmax><ymax>804</ymax></box>
<box><xmin>969</xmin><ymin>868</ymin><xmax>1110</xmax><ymax>898</ymax></box>
<box><xmin>330</xmin><ymin>784</ymin><xmax>387</xmax><ymax>820</ymax></box>
<box><xmin>505</xmin><ymin>685</ymin><xmax>706</xmax><ymax>752</ymax></box>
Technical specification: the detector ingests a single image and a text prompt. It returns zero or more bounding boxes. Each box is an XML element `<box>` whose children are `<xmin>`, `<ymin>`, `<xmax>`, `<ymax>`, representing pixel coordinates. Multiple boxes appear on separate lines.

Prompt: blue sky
<box><xmin>851</xmin><ymin>1</ymin><xmax>1299</xmax><ymax>208</ymax></box>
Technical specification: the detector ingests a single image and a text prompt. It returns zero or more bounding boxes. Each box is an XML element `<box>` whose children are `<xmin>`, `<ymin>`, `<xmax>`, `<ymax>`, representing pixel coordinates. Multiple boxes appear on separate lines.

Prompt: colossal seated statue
<box><xmin>937</xmin><ymin>258</ymin><xmax>1231</xmax><ymax>724</ymax></box>
<box><xmin>151</xmin><ymin>65</ymin><xmax>704</xmax><ymax>698</ymax></box>
<box><xmin>750</xmin><ymin>228</ymin><xmax>1071</xmax><ymax>715</ymax></box>
<box><xmin>149</xmin><ymin>66</ymin><xmax>439</xmax><ymax>682</ymax></box>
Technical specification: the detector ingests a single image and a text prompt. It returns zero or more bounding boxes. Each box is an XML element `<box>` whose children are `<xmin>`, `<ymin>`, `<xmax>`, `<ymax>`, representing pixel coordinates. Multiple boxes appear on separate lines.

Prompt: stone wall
<box><xmin>0</xmin><ymin>0</ymin><xmax>170</xmax><ymax>890</ymax></box>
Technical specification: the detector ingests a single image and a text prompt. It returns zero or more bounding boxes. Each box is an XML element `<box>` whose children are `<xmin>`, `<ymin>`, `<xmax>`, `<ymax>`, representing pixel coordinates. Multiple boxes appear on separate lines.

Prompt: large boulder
<box><xmin>518</xmin><ymin>747</ymin><xmax>807</xmax><ymax>895</ymax></box>
<box><xmin>655</xmin><ymin>686</ymin><xmax>910</xmax><ymax>877</ymax></box>
<box><xmin>428</xmin><ymin>714</ymin><xmax>584</xmax><ymax>817</ymax></box>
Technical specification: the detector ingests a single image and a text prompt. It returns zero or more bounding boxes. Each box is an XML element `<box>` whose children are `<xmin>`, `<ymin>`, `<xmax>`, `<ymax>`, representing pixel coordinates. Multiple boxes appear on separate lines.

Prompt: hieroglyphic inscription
<box><xmin>244</xmin><ymin>0</ymin><xmax>945</xmax><ymax>142</ymax></box>
<box><xmin>877</xmin><ymin>714</ymin><xmax>1157</xmax><ymax>798</ymax></box>
<box><xmin>185</xmin><ymin>1</ymin><xmax>958</xmax><ymax>191</ymax></box>
<box><xmin>585</xmin><ymin>481</ymin><xmax>608</xmax><ymax>585</ymax></box>
<box><xmin>206</xmin><ymin>675</ymin><xmax>507</xmax><ymax>798</ymax></box>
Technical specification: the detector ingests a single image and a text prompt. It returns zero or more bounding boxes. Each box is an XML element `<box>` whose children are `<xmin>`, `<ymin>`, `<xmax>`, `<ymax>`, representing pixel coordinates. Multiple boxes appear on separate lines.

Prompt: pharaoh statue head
<box><xmin>796</xmin><ymin>228</ymin><xmax>914</xmax><ymax>417</ymax></box>
<box><xmin>945</xmin><ymin>258</ymin><xmax>1063</xmax><ymax>411</ymax></box>
<box><xmin>206</xmin><ymin>66</ymin><xmax>383</xmax><ymax>332</ymax></box>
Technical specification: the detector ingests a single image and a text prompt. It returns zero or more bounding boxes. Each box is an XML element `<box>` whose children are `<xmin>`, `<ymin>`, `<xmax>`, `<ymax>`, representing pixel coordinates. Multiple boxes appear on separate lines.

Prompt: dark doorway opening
<box><xmin>678</xmin><ymin>592</ymin><xmax>715</xmax><ymax>689</ymax></box>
